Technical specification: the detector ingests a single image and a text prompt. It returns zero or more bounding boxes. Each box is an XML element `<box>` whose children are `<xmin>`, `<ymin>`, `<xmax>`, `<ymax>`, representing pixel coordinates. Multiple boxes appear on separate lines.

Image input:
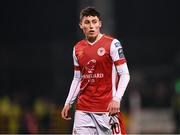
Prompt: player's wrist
<box><xmin>112</xmin><ymin>96</ymin><xmax>121</xmax><ymax>103</ymax></box>
<box><xmin>64</xmin><ymin>102</ymin><xmax>72</xmax><ymax>107</ymax></box>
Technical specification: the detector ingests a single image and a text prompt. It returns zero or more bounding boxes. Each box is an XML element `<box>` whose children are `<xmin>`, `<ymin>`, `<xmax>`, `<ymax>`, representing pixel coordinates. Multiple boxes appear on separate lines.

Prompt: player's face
<box><xmin>80</xmin><ymin>16</ymin><xmax>102</xmax><ymax>41</ymax></box>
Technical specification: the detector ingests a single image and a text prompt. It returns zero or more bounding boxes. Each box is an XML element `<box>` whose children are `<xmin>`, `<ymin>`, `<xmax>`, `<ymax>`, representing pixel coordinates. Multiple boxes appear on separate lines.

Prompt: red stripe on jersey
<box><xmin>74</xmin><ymin>66</ymin><xmax>80</xmax><ymax>70</ymax></box>
<box><xmin>114</xmin><ymin>59</ymin><xmax>126</xmax><ymax>66</ymax></box>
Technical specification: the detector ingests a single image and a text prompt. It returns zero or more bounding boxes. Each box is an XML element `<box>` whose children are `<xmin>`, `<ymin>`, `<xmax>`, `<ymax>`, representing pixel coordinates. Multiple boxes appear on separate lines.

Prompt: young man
<box><xmin>61</xmin><ymin>7</ymin><xmax>130</xmax><ymax>135</ymax></box>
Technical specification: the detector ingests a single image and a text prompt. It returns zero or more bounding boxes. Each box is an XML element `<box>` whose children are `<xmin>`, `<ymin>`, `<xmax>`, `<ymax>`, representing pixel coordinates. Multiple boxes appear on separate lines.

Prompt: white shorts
<box><xmin>73</xmin><ymin>110</ymin><xmax>124</xmax><ymax>135</ymax></box>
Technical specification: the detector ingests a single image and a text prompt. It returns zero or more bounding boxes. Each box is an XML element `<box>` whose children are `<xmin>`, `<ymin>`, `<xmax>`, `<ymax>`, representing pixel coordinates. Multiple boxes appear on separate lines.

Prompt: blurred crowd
<box><xmin>0</xmin><ymin>95</ymin><xmax>72</xmax><ymax>134</ymax></box>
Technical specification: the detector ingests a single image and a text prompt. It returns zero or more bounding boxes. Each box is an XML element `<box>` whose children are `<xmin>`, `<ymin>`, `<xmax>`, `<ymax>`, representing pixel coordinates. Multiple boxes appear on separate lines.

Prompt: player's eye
<box><xmin>92</xmin><ymin>20</ymin><xmax>97</xmax><ymax>24</ymax></box>
<box><xmin>84</xmin><ymin>20</ymin><xmax>90</xmax><ymax>24</ymax></box>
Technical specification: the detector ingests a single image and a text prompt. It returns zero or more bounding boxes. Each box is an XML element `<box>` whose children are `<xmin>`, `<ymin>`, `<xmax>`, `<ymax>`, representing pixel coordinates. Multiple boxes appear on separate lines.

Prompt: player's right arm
<box><xmin>61</xmin><ymin>47</ymin><xmax>81</xmax><ymax>120</ymax></box>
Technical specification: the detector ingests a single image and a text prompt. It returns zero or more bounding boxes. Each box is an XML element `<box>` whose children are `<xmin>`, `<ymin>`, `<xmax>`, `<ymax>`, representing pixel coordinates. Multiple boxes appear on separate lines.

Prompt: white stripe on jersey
<box><xmin>73</xmin><ymin>47</ymin><xmax>79</xmax><ymax>67</ymax></box>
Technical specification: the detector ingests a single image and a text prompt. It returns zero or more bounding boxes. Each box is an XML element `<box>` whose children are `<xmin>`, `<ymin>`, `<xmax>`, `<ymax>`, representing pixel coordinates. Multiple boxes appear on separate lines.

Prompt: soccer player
<box><xmin>61</xmin><ymin>6</ymin><xmax>130</xmax><ymax>135</ymax></box>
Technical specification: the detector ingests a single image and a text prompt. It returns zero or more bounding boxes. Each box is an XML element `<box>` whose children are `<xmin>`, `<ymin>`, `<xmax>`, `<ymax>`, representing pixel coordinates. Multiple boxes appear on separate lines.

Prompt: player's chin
<box><xmin>88</xmin><ymin>34</ymin><xmax>97</xmax><ymax>39</ymax></box>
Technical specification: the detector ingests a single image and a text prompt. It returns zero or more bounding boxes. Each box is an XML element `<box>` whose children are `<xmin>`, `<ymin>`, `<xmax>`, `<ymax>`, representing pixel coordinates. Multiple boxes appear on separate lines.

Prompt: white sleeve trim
<box><xmin>113</xmin><ymin>63</ymin><xmax>130</xmax><ymax>103</ymax></box>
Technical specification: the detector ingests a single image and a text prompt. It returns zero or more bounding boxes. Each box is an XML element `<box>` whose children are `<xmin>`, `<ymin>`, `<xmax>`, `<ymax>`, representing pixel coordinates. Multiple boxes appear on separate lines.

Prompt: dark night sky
<box><xmin>0</xmin><ymin>0</ymin><xmax>179</xmax><ymax>102</ymax></box>
<box><xmin>115</xmin><ymin>0</ymin><xmax>178</xmax><ymax>66</ymax></box>
<box><xmin>1</xmin><ymin>0</ymin><xmax>78</xmax><ymax>42</ymax></box>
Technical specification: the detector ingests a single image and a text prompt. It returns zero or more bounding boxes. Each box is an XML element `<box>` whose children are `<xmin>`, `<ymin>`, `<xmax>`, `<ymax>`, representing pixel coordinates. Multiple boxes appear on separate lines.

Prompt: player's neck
<box><xmin>87</xmin><ymin>33</ymin><xmax>103</xmax><ymax>45</ymax></box>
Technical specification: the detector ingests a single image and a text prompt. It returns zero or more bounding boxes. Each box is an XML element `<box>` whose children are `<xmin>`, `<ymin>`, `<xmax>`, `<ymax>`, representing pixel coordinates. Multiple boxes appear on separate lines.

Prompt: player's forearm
<box><xmin>65</xmin><ymin>70</ymin><xmax>81</xmax><ymax>105</ymax></box>
<box><xmin>113</xmin><ymin>63</ymin><xmax>130</xmax><ymax>103</ymax></box>
<box><xmin>65</xmin><ymin>78</ymin><xmax>80</xmax><ymax>105</ymax></box>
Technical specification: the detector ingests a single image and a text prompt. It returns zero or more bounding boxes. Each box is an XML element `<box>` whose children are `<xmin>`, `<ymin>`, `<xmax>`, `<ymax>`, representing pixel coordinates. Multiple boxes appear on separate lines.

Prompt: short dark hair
<box><xmin>80</xmin><ymin>7</ymin><xmax>101</xmax><ymax>22</ymax></box>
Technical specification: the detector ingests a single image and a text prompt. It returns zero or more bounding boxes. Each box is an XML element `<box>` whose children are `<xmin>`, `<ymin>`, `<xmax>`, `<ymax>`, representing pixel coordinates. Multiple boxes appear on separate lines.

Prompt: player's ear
<box><xmin>79</xmin><ymin>22</ymin><xmax>83</xmax><ymax>29</ymax></box>
<box><xmin>99</xmin><ymin>21</ymin><xmax>102</xmax><ymax>28</ymax></box>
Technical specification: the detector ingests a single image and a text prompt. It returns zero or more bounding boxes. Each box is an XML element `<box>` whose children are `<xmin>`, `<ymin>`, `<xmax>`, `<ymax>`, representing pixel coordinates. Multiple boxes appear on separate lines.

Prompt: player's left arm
<box><xmin>108</xmin><ymin>39</ymin><xmax>130</xmax><ymax>115</ymax></box>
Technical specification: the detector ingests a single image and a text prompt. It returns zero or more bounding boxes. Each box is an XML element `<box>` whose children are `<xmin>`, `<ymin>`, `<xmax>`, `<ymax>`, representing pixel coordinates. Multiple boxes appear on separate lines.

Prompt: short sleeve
<box><xmin>73</xmin><ymin>47</ymin><xmax>80</xmax><ymax>70</ymax></box>
<box><xmin>110</xmin><ymin>39</ymin><xmax>127</xmax><ymax>66</ymax></box>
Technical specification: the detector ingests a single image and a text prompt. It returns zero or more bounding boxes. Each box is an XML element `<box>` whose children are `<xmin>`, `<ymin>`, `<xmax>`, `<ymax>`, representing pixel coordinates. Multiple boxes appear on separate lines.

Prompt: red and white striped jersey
<box><xmin>73</xmin><ymin>34</ymin><xmax>127</xmax><ymax>112</ymax></box>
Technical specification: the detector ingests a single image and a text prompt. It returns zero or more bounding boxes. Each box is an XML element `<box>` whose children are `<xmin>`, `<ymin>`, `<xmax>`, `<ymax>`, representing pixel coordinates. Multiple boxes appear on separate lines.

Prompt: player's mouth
<box><xmin>89</xmin><ymin>30</ymin><xmax>95</xmax><ymax>33</ymax></box>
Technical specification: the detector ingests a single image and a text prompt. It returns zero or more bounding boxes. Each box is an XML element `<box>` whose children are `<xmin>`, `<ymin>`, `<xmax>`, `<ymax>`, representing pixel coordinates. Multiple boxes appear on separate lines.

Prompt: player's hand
<box><xmin>61</xmin><ymin>104</ymin><xmax>72</xmax><ymax>120</ymax></box>
<box><xmin>107</xmin><ymin>100</ymin><xmax>120</xmax><ymax>115</ymax></box>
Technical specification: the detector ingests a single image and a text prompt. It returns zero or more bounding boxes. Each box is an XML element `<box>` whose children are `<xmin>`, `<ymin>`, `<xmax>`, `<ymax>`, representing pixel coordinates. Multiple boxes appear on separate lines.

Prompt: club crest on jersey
<box><xmin>97</xmin><ymin>47</ymin><xmax>105</xmax><ymax>56</ymax></box>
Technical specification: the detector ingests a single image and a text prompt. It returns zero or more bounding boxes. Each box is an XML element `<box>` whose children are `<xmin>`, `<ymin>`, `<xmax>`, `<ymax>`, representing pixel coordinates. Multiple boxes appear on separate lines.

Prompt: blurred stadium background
<box><xmin>0</xmin><ymin>0</ymin><xmax>179</xmax><ymax>134</ymax></box>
